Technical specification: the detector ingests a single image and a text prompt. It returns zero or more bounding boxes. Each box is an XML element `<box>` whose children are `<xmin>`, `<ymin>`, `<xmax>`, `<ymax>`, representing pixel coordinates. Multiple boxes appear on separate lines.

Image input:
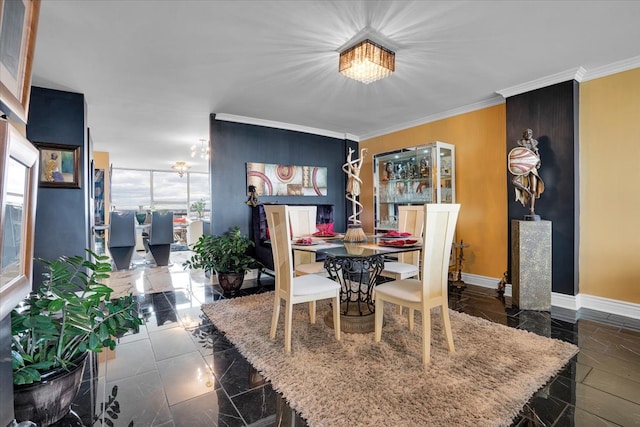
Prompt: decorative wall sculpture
<box><xmin>246</xmin><ymin>162</ymin><xmax>327</xmax><ymax>196</ymax></box>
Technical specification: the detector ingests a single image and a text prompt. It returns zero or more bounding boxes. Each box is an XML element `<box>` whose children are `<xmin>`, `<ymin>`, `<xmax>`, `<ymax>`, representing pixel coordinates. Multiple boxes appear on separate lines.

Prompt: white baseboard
<box><xmin>580</xmin><ymin>294</ymin><xmax>640</xmax><ymax>320</ymax></box>
<box><xmin>461</xmin><ymin>273</ymin><xmax>512</xmax><ymax>297</ymax></box>
<box><xmin>462</xmin><ymin>273</ymin><xmax>640</xmax><ymax>319</ymax></box>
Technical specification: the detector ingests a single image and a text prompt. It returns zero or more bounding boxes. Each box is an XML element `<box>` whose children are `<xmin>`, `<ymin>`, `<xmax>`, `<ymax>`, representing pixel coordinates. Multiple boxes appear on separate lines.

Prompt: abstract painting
<box><xmin>246</xmin><ymin>162</ymin><xmax>327</xmax><ymax>196</ymax></box>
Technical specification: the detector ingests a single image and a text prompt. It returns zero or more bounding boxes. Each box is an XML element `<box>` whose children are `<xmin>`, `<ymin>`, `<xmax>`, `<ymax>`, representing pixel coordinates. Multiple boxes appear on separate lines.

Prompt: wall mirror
<box><xmin>0</xmin><ymin>120</ymin><xmax>38</xmax><ymax>321</ymax></box>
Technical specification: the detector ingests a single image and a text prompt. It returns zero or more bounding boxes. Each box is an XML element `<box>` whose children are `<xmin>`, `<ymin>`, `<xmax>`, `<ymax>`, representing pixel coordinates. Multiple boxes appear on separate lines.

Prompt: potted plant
<box><xmin>183</xmin><ymin>226</ymin><xmax>260</xmax><ymax>294</ymax></box>
<box><xmin>190</xmin><ymin>199</ymin><xmax>206</xmax><ymax>218</ymax></box>
<box><xmin>11</xmin><ymin>250</ymin><xmax>141</xmax><ymax>426</ymax></box>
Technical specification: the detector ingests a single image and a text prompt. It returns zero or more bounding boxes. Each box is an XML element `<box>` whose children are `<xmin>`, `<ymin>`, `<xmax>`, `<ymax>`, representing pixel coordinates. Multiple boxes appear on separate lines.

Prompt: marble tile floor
<box><xmin>54</xmin><ymin>252</ymin><xmax>640</xmax><ymax>427</ymax></box>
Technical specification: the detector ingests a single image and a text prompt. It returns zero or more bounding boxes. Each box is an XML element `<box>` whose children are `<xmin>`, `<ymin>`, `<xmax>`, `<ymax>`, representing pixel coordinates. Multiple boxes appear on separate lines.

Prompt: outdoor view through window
<box><xmin>111</xmin><ymin>169</ymin><xmax>209</xmax><ymax>217</ymax></box>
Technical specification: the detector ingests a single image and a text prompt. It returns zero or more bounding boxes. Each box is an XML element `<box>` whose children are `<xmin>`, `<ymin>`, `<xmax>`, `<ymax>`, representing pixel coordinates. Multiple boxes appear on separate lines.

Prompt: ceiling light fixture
<box><xmin>172</xmin><ymin>161</ymin><xmax>190</xmax><ymax>177</ymax></box>
<box><xmin>339</xmin><ymin>39</ymin><xmax>395</xmax><ymax>84</ymax></box>
<box><xmin>191</xmin><ymin>138</ymin><xmax>210</xmax><ymax>159</ymax></box>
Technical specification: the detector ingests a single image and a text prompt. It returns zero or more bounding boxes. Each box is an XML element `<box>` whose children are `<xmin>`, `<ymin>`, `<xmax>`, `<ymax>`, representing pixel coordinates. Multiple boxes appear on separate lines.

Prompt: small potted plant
<box><xmin>190</xmin><ymin>199</ymin><xmax>206</xmax><ymax>218</ymax></box>
<box><xmin>11</xmin><ymin>250</ymin><xmax>141</xmax><ymax>425</ymax></box>
<box><xmin>183</xmin><ymin>226</ymin><xmax>260</xmax><ymax>294</ymax></box>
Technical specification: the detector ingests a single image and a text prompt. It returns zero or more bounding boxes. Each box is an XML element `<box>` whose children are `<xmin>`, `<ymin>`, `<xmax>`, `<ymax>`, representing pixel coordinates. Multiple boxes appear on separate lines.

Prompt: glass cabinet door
<box><xmin>373</xmin><ymin>141</ymin><xmax>455</xmax><ymax>232</ymax></box>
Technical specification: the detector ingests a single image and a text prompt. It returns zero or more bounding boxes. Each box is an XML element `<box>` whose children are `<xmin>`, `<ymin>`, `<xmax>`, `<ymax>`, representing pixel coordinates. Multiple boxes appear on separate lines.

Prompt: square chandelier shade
<box><xmin>339</xmin><ymin>39</ymin><xmax>395</xmax><ymax>84</ymax></box>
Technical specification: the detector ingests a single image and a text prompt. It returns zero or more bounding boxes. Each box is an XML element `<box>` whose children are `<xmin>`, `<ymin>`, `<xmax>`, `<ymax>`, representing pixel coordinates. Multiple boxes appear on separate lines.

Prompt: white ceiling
<box><xmin>31</xmin><ymin>1</ymin><xmax>640</xmax><ymax>173</ymax></box>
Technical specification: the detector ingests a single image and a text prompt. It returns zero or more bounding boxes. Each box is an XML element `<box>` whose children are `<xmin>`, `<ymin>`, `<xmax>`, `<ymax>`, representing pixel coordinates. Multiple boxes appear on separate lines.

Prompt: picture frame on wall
<box><xmin>34</xmin><ymin>142</ymin><xmax>82</xmax><ymax>189</ymax></box>
<box><xmin>0</xmin><ymin>0</ymin><xmax>40</xmax><ymax>123</ymax></box>
<box><xmin>0</xmin><ymin>121</ymin><xmax>39</xmax><ymax>321</ymax></box>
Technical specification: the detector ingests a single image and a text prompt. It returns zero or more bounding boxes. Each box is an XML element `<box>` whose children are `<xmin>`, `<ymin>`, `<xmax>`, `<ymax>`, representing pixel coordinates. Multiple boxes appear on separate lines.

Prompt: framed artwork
<box><xmin>34</xmin><ymin>142</ymin><xmax>82</xmax><ymax>188</ymax></box>
<box><xmin>0</xmin><ymin>0</ymin><xmax>40</xmax><ymax>123</ymax></box>
<box><xmin>0</xmin><ymin>120</ymin><xmax>38</xmax><ymax>321</ymax></box>
<box><xmin>247</xmin><ymin>162</ymin><xmax>328</xmax><ymax>196</ymax></box>
<box><xmin>94</xmin><ymin>168</ymin><xmax>105</xmax><ymax>225</ymax></box>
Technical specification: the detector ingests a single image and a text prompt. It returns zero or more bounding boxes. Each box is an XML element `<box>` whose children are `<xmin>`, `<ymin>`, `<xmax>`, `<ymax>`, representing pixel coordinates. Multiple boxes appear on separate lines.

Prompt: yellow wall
<box><xmin>579</xmin><ymin>68</ymin><xmax>640</xmax><ymax>303</ymax></box>
<box><xmin>360</xmin><ymin>105</ymin><xmax>507</xmax><ymax>278</ymax></box>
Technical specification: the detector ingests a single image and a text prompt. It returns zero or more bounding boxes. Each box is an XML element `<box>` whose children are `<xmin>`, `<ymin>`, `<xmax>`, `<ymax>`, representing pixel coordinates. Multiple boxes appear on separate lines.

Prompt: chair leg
<box><xmin>422</xmin><ymin>307</ymin><xmax>431</xmax><ymax>365</ymax></box>
<box><xmin>440</xmin><ymin>306</ymin><xmax>456</xmax><ymax>353</ymax></box>
<box><xmin>397</xmin><ymin>305</ymin><xmax>403</xmax><ymax>315</ymax></box>
<box><xmin>284</xmin><ymin>301</ymin><xmax>293</xmax><ymax>353</ymax></box>
<box><xmin>309</xmin><ymin>301</ymin><xmax>316</xmax><ymax>324</ymax></box>
<box><xmin>270</xmin><ymin>296</ymin><xmax>281</xmax><ymax>339</ymax></box>
<box><xmin>332</xmin><ymin>296</ymin><xmax>341</xmax><ymax>341</ymax></box>
<box><xmin>374</xmin><ymin>298</ymin><xmax>384</xmax><ymax>342</ymax></box>
<box><xmin>408</xmin><ymin>308</ymin><xmax>415</xmax><ymax>331</ymax></box>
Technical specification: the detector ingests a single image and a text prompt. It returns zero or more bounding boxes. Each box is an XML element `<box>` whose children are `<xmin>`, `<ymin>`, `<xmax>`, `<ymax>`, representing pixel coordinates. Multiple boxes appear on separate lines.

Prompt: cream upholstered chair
<box><xmin>288</xmin><ymin>205</ymin><xmax>325</xmax><ymax>276</ymax></box>
<box><xmin>380</xmin><ymin>205</ymin><xmax>425</xmax><ymax>281</ymax></box>
<box><xmin>265</xmin><ymin>205</ymin><xmax>341</xmax><ymax>352</ymax></box>
<box><xmin>374</xmin><ymin>203</ymin><xmax>461</xmax><ymax>365</ymax></box>
<box><xmin>186</xmin><ymin>220</ymin><xmax>204</xmax><ymax>246</ymax></box>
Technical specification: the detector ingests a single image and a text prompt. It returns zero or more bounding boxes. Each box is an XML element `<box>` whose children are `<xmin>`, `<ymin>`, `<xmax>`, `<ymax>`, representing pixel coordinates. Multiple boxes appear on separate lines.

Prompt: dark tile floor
<box><xmin>56</xmin><ymin>254</ymin><xmax>640</xmax><ymax>426</ymax></box>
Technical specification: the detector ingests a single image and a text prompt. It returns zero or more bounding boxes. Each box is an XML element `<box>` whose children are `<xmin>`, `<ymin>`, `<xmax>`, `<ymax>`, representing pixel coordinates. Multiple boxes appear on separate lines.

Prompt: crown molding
<box><xmin>496</xmin><ymin>56</ymin><xmax>640</xmax><ymax>99</ymax></box>
<box><xmin>496</xmin><ymin>67</ymin><xmax>586</xmax><ymax>99</ymax></box>
<box><xmin>581</xmin><ymin>55</ymin><xmax>640</xmax><ymax>82</ymax></box>
<box><xmin>217</xmin><ymin>57</ymin><xmax>640</xmax><ymax>145</ymax></box>
<box><xmin>214</xmin><ymin>113</ymin><xmax>358</xmax><ymax>141</ymax></box>
<box><xmin>359</xmin><ymin>95</ymin><xmax>504</xmax><ymax>141</ymax></box>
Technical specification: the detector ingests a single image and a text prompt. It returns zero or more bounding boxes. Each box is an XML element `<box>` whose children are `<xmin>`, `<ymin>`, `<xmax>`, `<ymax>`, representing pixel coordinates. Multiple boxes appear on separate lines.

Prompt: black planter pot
<box><xmin>217</xmin><ymin>272</ymin><xmax>245</xmax><ymax>295</ymax></box>
<box><xmin>13</xmin><ymin>353</ymin><xmax>88</xmax><ymax>426</ymax></box>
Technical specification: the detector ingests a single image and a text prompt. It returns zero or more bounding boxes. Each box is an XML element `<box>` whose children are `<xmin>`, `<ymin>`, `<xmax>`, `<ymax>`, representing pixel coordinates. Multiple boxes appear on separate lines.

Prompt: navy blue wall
<box><xmin>27</xmin><ymin>87</ymin><xmax>90</xmax><ymax>288</ymax></box>
<box><xmin>506</xmin><ymin>80</ymin><xmax>579</xmax><ymax>296</ymax></box>
<box><xmin>209</xmin><ymin>116</ymin><xmax>351</xmax><ymax>240</ymax></box>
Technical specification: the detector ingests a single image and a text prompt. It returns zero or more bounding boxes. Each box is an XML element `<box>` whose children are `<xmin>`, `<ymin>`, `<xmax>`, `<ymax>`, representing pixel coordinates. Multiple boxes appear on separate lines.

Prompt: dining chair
<box><xmin>108</xmin><ymin>211</ymin><xmax>136</xmax><ymax>270</ymax></box>
<box><xmin>186</xmin><ymin>219</ymin><xmax>204</xmax><ymax>246</ymax></box>
<box><xmin>374</xmin><ymin>203</ymin><xmax>461</xmax><ymax>365</ymax></box>
<box><xmin>288</xmin><ymin>205</ymin><xmax>325</xmax><ymax>276</ymax></box>
<box><xmin>147</xmin><ymin>211</ymin><xmax>174</xmax><ymax>266</ymax></box>
<box><xmin>380</xmin><ymin>205</ymin><xmax>425</xmax><ymax>281</ymax></box>
<box><xmin>265</xmin><ymin>205</ymin><xmax>341</xmax><ymax>352</ymax></box>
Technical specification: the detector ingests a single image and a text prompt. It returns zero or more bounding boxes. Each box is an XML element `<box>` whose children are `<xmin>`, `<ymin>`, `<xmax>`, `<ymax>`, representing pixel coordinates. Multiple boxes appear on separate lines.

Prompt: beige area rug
<box><xmin>202</xmin><ymin>292</ymin><xmax>578</xmax><ymax>427</ymax></box>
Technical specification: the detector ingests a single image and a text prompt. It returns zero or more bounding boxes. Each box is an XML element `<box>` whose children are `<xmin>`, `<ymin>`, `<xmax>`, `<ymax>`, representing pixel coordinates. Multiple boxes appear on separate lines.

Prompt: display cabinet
<box><xmin>373</xmin><ymin>141</ymin><xmax>455</xmax><ymax>232</ymax></box>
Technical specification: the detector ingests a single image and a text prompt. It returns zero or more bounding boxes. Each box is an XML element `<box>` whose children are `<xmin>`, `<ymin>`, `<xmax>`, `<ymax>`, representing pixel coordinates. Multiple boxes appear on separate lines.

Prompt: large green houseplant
<box><xmin>184</xmin><ymin>226</ymin><xmax>260</xmax><ymax>294</ymax></box>
<box><xmin>11</xmin><ymin>250</ymin><xmax>141</xmax><ymax>425</ymax></box>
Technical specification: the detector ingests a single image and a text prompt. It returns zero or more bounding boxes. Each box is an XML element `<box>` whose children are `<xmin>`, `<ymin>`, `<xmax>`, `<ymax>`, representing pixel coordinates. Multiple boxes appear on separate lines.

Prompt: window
<box><xmin>188</xmin><ymin>172</ymin><xmax>210</xmax><ymax>217</ymax></box>
<box><xmin>111</xmin><ymin>168</ymin><xmax>209</xmax><ymax>217</ymax></box>
<box><xmin>111</xmin><ymin>169</ymin><xmax>151</xmax><ymax>211</ymax></box>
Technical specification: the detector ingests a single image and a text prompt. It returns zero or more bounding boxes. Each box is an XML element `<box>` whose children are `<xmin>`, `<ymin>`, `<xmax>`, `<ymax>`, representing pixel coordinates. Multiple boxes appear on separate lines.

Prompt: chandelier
<box><xmin>191</xmin><ymin>138</ymin><xmax>210</xmax><ymax>159</ymax></box>
<box><xmin>172</xmin><ymin>161</ymin><xmax>190</xmax><ymax>177</ymax></box>
<box><xmin>339</xmin><ymin>39</ymin><xmax>395</xmax><ymax>84</ymax></box>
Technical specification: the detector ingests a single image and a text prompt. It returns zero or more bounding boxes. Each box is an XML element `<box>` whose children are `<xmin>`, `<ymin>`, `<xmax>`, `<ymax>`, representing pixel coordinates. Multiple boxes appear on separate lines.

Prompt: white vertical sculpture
<box><xmin>342</xmin><ymin>147</ymin><xmax>368</xmax><ymax>242</ymax></box>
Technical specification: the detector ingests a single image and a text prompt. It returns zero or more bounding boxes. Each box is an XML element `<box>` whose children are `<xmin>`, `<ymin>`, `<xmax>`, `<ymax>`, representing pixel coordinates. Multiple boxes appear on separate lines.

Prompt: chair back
<box><xmin>187</xmin><ymin>220</ymin><xmax>204</xmax><ymax>246</ymax></box>
<box><xmin>149</xmin><ymin>211</ymin><xmax>174</xmax><ymax>245</ymax></box>
<box><xmin>397</xmin><ymin>205</ymin><xmax>425</xmax><ymax>265</ymax></box>
<box><xmin>420</xmin><ymin>204</ymin><xmax>460</xmax><ymax>300</ymax></box>
<box><xmin>264</xmin><ymin>205</ymin><xmax>294</xmax><ymax>296</ymax></box>
<box><xmin>288</xmin><ymin>205</ymin><xmax>317</xmax><ymax>237</ymax></box>
<box><xmin>108</xmin><ymin>211</ymin><xmax>135</xmax><ymax>247</ymax></box>
<box><xmin>288</xmin><ymin>205</ymin><xmax>318</xmax><ymax>267</ymax></box>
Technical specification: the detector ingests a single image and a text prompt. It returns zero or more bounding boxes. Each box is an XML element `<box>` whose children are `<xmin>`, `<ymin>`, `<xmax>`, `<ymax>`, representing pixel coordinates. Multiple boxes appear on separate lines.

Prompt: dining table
<box><xmin>291</xmin><ymin>232</ymin><xmax>421</xmax><ymax>333</ymax></box>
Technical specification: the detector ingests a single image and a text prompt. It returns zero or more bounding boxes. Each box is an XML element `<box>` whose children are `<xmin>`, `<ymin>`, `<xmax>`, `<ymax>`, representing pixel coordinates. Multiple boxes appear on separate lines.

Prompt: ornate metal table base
<box><xmin>323</xmin><ymin>253</ymin><xmax>384</xmax><ymax>333</ymax></box>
